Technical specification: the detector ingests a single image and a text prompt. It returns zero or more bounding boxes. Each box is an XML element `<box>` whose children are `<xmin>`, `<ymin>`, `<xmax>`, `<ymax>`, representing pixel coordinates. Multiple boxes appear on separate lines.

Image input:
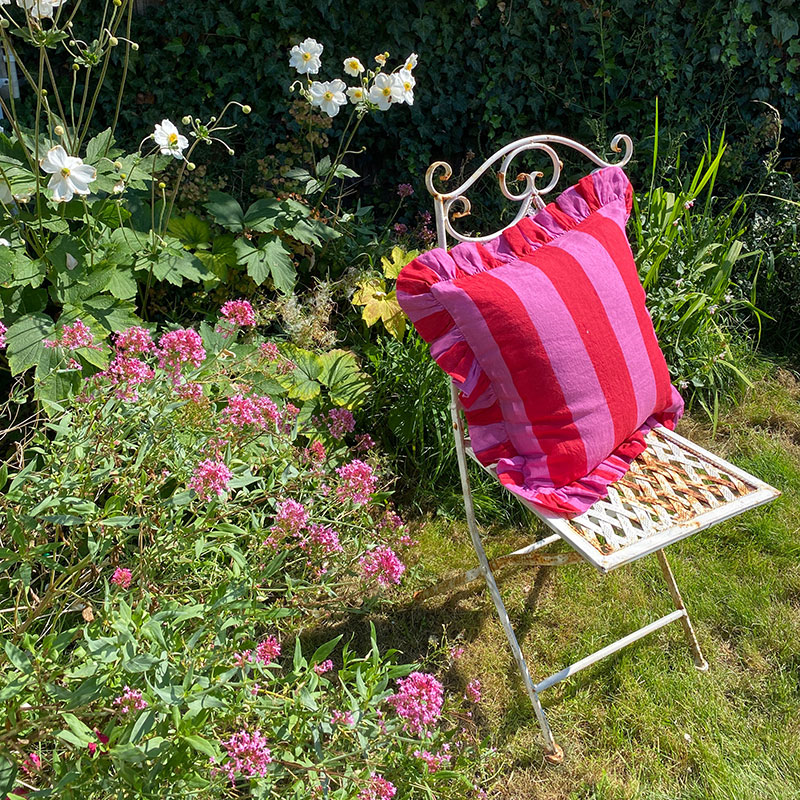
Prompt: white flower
<box><xmin>39</xmin><ymin>146</ymin><xmax>96</xmax><ymax>203</ymax></box>
<box><xmin>66</xmin><ymin>253</ymin><xmax>78</xmax><ymax>270</ymax></box>
<box><xmin>309</xmin><ymin>79</ymin><xmax>347</xmax><ymax>118</ymax></box>
<box><xmin>0</xmin><ymin>238</ymin><xmax>10</xmax><ymax>247</ymax></box>
<box><xmin>347</xmin><ymin>86</ymin><xmax>366</xmax><ymax>105</ymax></box>
<box><xmin>153</xmin><ymin>119</ymin><xmax>189</xmax><ymax>159</ymax></box>
<box><xmin>343</xmin><ymin>57</ymin><xmax>364</xmax><ymax>77</ymax></box>
<box><xmin>403</xmin><ymin>53</ymin><xmax>418</xmax><ymax>72</ymax></box>
<box><xmin>392</xmin><ymin>69</ymin><xmax>415</xmax><ymax>105</ymax></box>
<box><xmin>289</xmin><ymin>38</ymin><xmax>323</xmax><ymax>75</ymax></box>
<box><xmin>16</xmin><ymin>0</ymin><xmax>66</xmax><ymax>19</ymax></box>
<box><xmin>368</xmin><ymin>73</ymin><xmax>403</xmax><ymax>110</ymax></box>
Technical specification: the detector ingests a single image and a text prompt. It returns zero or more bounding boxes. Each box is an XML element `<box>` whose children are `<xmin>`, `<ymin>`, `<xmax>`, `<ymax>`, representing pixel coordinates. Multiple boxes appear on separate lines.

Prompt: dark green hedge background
<box><xmin>98</xmin><ymin>0</ymin><xmax>799</xmax><ymax>192</ymax></box>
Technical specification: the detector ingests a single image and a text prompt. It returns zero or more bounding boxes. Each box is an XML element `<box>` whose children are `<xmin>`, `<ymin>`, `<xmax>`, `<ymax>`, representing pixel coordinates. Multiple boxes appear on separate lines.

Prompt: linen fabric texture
<box><xmin>396</xmin><ymin>166</ymin><xmax>683</xmax><ymax>517</ymax></box>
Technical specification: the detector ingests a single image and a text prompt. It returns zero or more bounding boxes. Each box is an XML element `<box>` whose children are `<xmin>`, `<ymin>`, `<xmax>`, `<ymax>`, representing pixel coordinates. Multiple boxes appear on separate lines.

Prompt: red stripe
<box><xmin>518</xmin><ymin>240</ymin><xmax>640</xmax><ymax>448</ymax></box>
<box><xmin>395</xmin><ymin>260</ymin><xmax>442</xmax><ymax>296</ymax></box>
<box><xmin>413</xmin><ymin>309</ymin><xmax>454</xmax><ymax>343</ymax></box>
<box><xmin>501</xmin><ymin>223</ymin><xmax>532</xmax><ymax>256</ymax></box>
<box><xmin>467</xmin><ymin>401</ymin><xmax>504</xmax><ymax>426</ymax></box>
<box><xmin>476</xmin><ymin>243</ymin><xmax>504</xmax><ymax>269</ymax></box>
<box><xmin>545</xmin><ymin>205</ymin><xmax>579</xmax><ymax>231</ymax></box>
<box><xmin>435</xmin><ymin>341</ymin><xmax>473</xmax><ymax>384</ymax></box>
<box><xmin>577</xmin><ymin>173</ymin><xmax>602</xmax><ymax>212</ymax></box>
<box><xmin>517</xmin><ymin>217</ymin><xmax>553</xmax><ymax>248</ymax></box>
<box><xmin>457</xmin><ymin>271</ymin><xmax>587</xmax><ymax>485</ymax></box>
<box><xmin>582</xmin><ymin>214</ymin><xmax>674</xmax><ymax>414</ymax></box>
<box><xmin>473</xmin><ymin>440</ymin><xmax>516</xmax><ymax>465</ymax></box>
<box><xmin>460</xmin><ymin>371</ymin><xmax>490</xmax><ymax>408</ymax></box>
<box><xmin>498</xmin><ymin>470</ymin><xmax>524</xmax><ymax>487</ymax></box>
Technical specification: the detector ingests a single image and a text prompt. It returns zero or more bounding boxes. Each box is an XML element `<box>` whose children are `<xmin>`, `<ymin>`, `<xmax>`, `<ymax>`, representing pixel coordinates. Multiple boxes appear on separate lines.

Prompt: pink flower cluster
<box><xmin>308</xmin><ymin>523</ymin><xmax>342</xmax><ymax>554</ymax></box>
<box><xmin>217</xmin><ymin>728</ymin><xmax>273</xmax><ymax>785</ymax></box>
<box><xmin>335</xmin><ymin>460</ymin><xmax>376</xmax><ymax>505</ymax></box>
<box><xmin>220</xmin><ymin>299</ymin><xmax>256</xmax><ymax>327</ymax></box>
<box><xmin>189</xmin><ymin>459</ymin><xmax>233</xmax><ymax>501</ymax></box>
<box><xmin>306</xmin><ymin>440</ymin><xmax>326</xmax><ymax>464</ymax></box>
<box><xmin>105</xmin><ymin>356</ymin><xmax>154</xmax><ymax>401</ymax></box>
<box><xmin>313</xmin><ymin>659</ymin><xmax>333</xmax><ymax>675</ymax></box>
<box><xmin>331</xmin><ymin>709</ymin><xmax>353</xmax><ymax>725</ymax></box>
<box><xmin>465</xmin><ymin>679</ymin><xmax>482</xmax><ymax>704</ymax></box>
<box><xmin>397</xmin><ymin>183</ymin><xmax>414</xmax><ymax>198</ymax></box>
<box><xmin>110</xmin><ymin>567</ymin><xmax>132</xmax><ymax>589</ymax></box>
<box><xmin>359</xmin><ymin>774</ymin><xmax>396</xmax><ymax>800</ymax></box>
<box><xmin>273</xmin><ymin>498</ymin><xmax>308</xmax><ymax>533</ymax></box>
<box><xmin>221</xmin><ymin>393</ymin><xmax>280</xmax><ymax>429</ymax></box>
<box><xmin>114</xmin><ymin>326</ymin><xmax>154</xmax><ymax>355</ymax></box>
<box><xmin>386</xmin><ymin>672</ymin><xmax>444</xmax><ymax>735</ymax></box>
<box><xmin>327</xmin><ymin>407</ymin><xmax>355</xmax><ymax>439</ymax></box>
<box><xmin>359</xmin><ymin>546</ymin><xmax>405</xmax><ymax>587</ymax></box>
<box><xmin>113</xmin><ymin>686</ymin><xmax>147</xmax><ymax>714</ymax></box>
<box><xmin>256</xmin><ymin>635</ymin><xmax>281</xmax><ymax>664</ymax></box>
<box><xmin>260</xmin><ymin>341</ymin><xmax>280</xmax><ymax>360</ymax></box>
<box><xmin>0</xmin><ymin>321</ymin><xmax>6</xmax><ymax>350</ymax></box>
<box><xmin>44</xmin><ymin>319</ymin><xmax>97</xmax><ymax>351</ymax></box>
<box><xmin>177</xmin><ymin>381</ymin><xmax>203</xmax><ymax>402</ymax></box>
<box><xmin>414</xmin><ymin>746</ymin><xmax>451</xmax><ymax>773</ymax></box>
<box><xmin>157</xmin><ymin>328</ymin><xmax>206</xmax><ymax>381</ymax></box>
<box><xmin>21</xmin><ymin>752</ymin><xmax>41</xmax><ymax>775</ymax></box>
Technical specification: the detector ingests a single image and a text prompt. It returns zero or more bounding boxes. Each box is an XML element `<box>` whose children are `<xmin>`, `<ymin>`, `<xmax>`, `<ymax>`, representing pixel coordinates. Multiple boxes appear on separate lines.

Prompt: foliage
<box><xmin>0</xmin><ymin>309</ymin><xmax>490</xmax><ymax>797</ymax></box>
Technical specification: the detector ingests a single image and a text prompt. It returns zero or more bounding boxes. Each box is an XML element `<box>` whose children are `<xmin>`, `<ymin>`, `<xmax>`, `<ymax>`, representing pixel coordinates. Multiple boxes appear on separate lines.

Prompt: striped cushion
<box><xmin>396</xmin><ymin>166</ymin><xmax>683</xmax><ymax>517</ymax></box>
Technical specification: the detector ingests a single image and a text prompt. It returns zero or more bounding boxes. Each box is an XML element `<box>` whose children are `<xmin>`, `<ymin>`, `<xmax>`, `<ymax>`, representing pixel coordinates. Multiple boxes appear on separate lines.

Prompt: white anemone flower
<box><xmin>392</xmin><ymin>70</ymin><xmax>415</xmax><ymax>105</ymax></box>
<box><xmin>153</xmin><ymin>119</ymin><xmax>189</xmax><ymax>159</ymax></box>
<box><xmin>346</xmin><ymin>86</ymin><xmax>366</xmax><ymax>105</ymax></box>
<box><xmin>39</xmin><ymin>146</ymin><xmax>96</xmax><ymax>203</ymax></box>
<box><xmin>343</xmin><ymin>57</ymin><xmax>365</xmax><ymax>77</ymax></box>
<box><xmin>403</xmin><ymin>53</ymin><xmax>418</xmax><ymax>72</ymax></box>
<box><xmin>289</xmin><ymin>38</ymin><xmax>323</xmax><ymax>75</ymax></box>
<box><xmin>310</xmin><ymin>80</ymin><xmax>347</xmax><ymax>118</ymax></box>
<box><xmin>16</xmin><ymin>0</ymin><xmax>66</xmax><ymax>19</ymax></box>
<box><xmin>368</xmin><ymin>73</ymin><xmax>403</xmax><ymax>111</ymax></box>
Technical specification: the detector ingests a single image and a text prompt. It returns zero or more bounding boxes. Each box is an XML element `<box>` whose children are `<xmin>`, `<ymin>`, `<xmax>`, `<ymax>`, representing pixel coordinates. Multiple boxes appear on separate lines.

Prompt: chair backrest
<box><xmin>425</xmin><ymin>134</ymin><xmax>633</xmax><ymax>250</ymax></box>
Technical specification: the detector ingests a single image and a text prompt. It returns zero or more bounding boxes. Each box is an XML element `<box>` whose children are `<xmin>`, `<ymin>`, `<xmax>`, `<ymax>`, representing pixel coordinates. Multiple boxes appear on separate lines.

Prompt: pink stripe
<box><xmin>550</xmin><ymin>231</ymin><xmax>657</xmax><ymax>425</ymax></box>
<box><xmin>490</xmin><ymin>269</ymin><xmax>617</xmax><ymax>470</ymax></box>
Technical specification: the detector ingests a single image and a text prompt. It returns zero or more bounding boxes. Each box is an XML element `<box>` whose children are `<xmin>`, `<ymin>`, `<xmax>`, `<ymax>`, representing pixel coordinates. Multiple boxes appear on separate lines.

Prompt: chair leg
<box><xmin>449</xmin><ymin>384</ymin><xmax>563</xmax><ymax>762</ymax></box>
<box><xmin>655</xmin><ymin>549</ymin><xmax>709</xmax><ymax>672</ymax></box>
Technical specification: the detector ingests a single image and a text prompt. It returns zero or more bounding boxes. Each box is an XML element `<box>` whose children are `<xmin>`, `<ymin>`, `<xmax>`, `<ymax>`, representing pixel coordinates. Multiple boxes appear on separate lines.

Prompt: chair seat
<box><xmin>466</xmin><ymin>426</ymin><xmax>780</xmax><ymax>574</ymax></box>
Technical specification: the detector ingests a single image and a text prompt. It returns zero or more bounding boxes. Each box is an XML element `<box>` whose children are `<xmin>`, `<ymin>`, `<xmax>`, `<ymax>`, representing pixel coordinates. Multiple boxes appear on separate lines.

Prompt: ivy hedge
<box><xmin>90</xmin><ymin>0</ymin><xmax>799</xmax><ymax>193</ymax></box>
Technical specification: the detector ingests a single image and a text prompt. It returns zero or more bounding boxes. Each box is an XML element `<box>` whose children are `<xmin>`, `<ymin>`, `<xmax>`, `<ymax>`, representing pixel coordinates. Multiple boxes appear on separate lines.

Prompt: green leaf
<box><xmin>5</xmin><ymin>312</ymin><xmax>54</xmax><ymax>375</ymax></box>
<box><xmin>60</xmin><ymin>712</ymin><xmax>94</xmax><ymax>746</ymax></box>
<box><xmin>183</xmin><ymin>734</ymin><xmax>219</xmax><ymax>759</ymax></box>
<box><xmin>234</xmin><ymin>236</ymin><xmax>295</xmax><ymax>294</ymax></box>
<box><xmin>0</xmin><ymin>755</ymin><xmax>17</xmax><ymax>796</ymax></box>
<box><xmin>311</xmin><ymin>635</ymin><xmax>342</xmax><ymax>666</ymax></box>
<box><xmin>85</xmin><ymin>128</ymin><xmax>118</xmax><ymax>163</ymax></box>
<box><xmin>243</xmin><ymin>198</ymin><xmax>282</xmax><ymax>232</ymax></box>
<box><xmin>4</xmin><ymin>640</ymin><xmax>32</xmax><ymax>673</ymax></box>
<box><xmin>277</xmin><ymin>346</ymin><xmax>322</xmax><ymax>401</ymax></box>
<box><xmin>168</xmin><ymin>213</ymin><xmax>211</xmax><ymax>248</ymax></box>
<box><xmin>204</xmin><ymin>191</ymin><xmax>245</xmax><ymax>232</ymax></box>
<box><xmin>63</xmin><ymin>296</ymin><xmax>140</xmax><ymax>333</ymax></box>
<box><xmin>317</xmin><ymin>349</ymin><xmax>372</xmax><ymax>408</ymax></box>
<box><xmin>129</xmin><ymin>708</ymin><xmax>156</xmax><ymax>744</ymax></box>
<box><xmin>107</xmin><ymin>267</ymin><xmax>138</xmax><ymax>300</ymax></box>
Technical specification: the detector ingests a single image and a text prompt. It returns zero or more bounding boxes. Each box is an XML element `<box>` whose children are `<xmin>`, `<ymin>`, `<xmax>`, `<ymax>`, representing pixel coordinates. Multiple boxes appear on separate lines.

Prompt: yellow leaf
<box><xmin>381</xmin><ymin>246</ymin><xmax>420</xmax><ymax>280</ymax></box>
<box><xmin>352</xmin><ymin>277</ymin><xmax>385</xmax><ymax>307</ymax></box>
<box><xmin>361</xmin><ymin>290</ymin><xmax>406</xmax><ymax>339</ymax></box>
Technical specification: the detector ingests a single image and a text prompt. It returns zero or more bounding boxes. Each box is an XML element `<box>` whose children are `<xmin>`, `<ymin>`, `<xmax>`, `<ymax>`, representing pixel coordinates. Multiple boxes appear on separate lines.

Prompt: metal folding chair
<box><xmin>415</xmin><ymin>134</ymin><xmax>781</xmax><ymax>763</ymax></box>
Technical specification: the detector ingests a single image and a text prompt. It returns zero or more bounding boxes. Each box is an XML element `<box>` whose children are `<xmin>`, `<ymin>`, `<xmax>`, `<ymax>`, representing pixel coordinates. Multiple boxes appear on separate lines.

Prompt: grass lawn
<box><xmin>315</xmin><ymin>364</ymin><xmax>800</xmax><ymax>799</ymax></box>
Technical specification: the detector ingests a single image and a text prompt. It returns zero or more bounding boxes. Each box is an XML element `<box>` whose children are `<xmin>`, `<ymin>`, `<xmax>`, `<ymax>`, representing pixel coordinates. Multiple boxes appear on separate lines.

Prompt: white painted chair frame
<box><xmin>420</xmin><ymin>134</ymin><xmax>781</xmax><ymax>763</ymax></box>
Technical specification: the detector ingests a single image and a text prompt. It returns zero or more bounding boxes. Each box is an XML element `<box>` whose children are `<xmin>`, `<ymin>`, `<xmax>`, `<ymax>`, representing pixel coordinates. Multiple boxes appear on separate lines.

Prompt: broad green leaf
<box><xmin>107</xmin><ymin>267</ymin><xmax>138</xmax><ymax>300</ymax></box>
<box><xmin>4</xmin><ymin>640</ymin><xmax>32</xmax><ymax>673</ymax></box>
<box><xmin>0</xmin><ymin>755</ymin><xmax>16</xmax><ymax>795</ymax></box>
<box><xmin>277</xmin><ymin>346</ymin><xmax>322</xmax><ymax>401</ymax></box>
<box><xmin>129</xmin><ymin>708</ymin><xmax>156</xmax><ymax>744</ymax></box>
<box><xmin>168</xmin><ymin>213</ymin><xmax>211</xmax><ymax>248</ymax></box>
<box><xmin>317</xmin><ymin>349</ymin><xmax>371</xmax><ymax>408</ymax></box>
<box><xmin>62</xmin><ymin>297</ymin><xmax>140</xmax><ymax>334</ymax></box>
<box><xmin>60</xmin><ymin>713</ymin><xmax>94</xmax><ymax>746</ymax></box>
<box><xmin>311</xmin><ymin>635</ymin><xmax>342</xmax><ymax>666</ymax></box>
<box><xmin>243</xmin><ymin>198</ymin><xmax>282</xmax><ymax>232</ymax></box>
<box><xmin>183</xmin><ymin>734</ymin><xmax>219</xmax><ymax>759</ymax></box>
<box><xmin>234</xmin><ymin>236</ymin><xmax>295</xmax><ymax>294</ymax></box>
<box><xmin>85</xmin><ymin>128</ymin><xmax>119</xmax><ymax>163</ymax></box>
<box><xmin>5</xmin><ymin>312</ymin><xmax>53</xmax><ymax>375</ymax></box>
<box><xmin>204</xmin><ymin>191</ymin><xmax>245</xmax><ymax>232</ymax></box>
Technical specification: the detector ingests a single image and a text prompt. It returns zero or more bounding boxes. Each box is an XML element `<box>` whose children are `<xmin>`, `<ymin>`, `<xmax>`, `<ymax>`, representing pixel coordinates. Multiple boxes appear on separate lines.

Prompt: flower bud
<box><xmin>41</xmin><ymin>89</ymin><xmax>48</xmax><ymax>97</ymax></box>
<box><xmin>109</xmin><ymin>36</ymin><xmax>119</xmax><ymax>46</ymax></box>
<box><xmin>242</xmin><ymin>105</ymin><xmax>251</xmax><ymax>115</ymax></box>
<box><xmin>181</xmin><ymin>115</ymin><xmax>191</xmax><ymax>125</ymax></box>
<box><xmin>186</xmin><ymin>162</ymin><xmax>196</xmax><ymax>171</ymax></box>
<box><xmin>0</xmin><ymin>18</ymin><xmax>9</xmax><ymax>29</ymax></box>
<box><xmin>113</xmin><ymin>0</ymin><xmax>122</xmax><ymax>5</ymax></box>
<box><xmin>120</xmin><ymin>173</ymin><xmax>127</xmax><ymax>180</ymax></box>
<box><xmin>131</xmin><ymin>42</ymin><xmax>139</xmax><ymax>51</ymax></box>
<box><xmin>69</xmin><ymin>40</ymin><xmax>76</xmax><ymax>46</ymax></box>
<box><xmin>158</xmin><ymin>181</ymin><xmax>166</xmax><ymax>189</ymax></box>
<box><xmin>72</xmin><ymin>63</ymin><xmax>80</xmax><ymax>71</ymax></box>
<box><xmin>54</xmin><ymin>125</ymin><xmax>64</xmax><ymax>136</ymax></box>
<box><xmin>113</xmin><ymin>160</ymin><xmax>122</xmax><ymax>170</ymax></box>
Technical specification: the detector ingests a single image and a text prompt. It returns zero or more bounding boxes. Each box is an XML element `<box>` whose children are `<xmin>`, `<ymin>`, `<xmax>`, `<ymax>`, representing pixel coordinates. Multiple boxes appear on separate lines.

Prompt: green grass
<box><xmin>325</xmin><ymin>364</ymin><xmax>800</xmax><ymax>799</ymax></box>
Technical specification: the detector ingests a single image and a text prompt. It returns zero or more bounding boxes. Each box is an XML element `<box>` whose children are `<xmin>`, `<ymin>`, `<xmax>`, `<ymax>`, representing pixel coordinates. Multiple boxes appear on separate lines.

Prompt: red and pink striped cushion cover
<box><xmin>396</xmin><ymin>166</ymin><xmax>683</xmax><ymax>517</ymax></box>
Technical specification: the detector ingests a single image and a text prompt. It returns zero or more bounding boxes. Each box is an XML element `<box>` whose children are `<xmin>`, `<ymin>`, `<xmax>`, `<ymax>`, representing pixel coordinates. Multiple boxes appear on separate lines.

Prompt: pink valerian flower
<box><xmin>331</xmin><ymin>709</ymin><xmax>353</xmax><ymax>725</ymax></box>
<box><xmin>273</xmin><ymin>498</ymin><xmax>308</xmax><ymax>533</ymax></box>
<box><xmin>276</xmin><ymin>359</ymin><xmax>296</xmax><ymax>375</ymax></box>
<box><xmin>176</xmin><ymin>381</ymin><xmax>204</xmax><ymax>402</ymax></box>
<box><xmin>327</xmin><ymin>407</ymin><xmax>355</xmax><ymax>439</ymax></box>
<box><xmin>220</xmin><ymin>299</ymin><xmax>257</xmax><ymax>327</ymax></box>
<box><xmin>114</xmin><ymin>326</ymin><xmax>154</xmax><ymax>356</ymax></box>
<box><xmin>0</xmin><ymin>321</ymin><xmax>7</xmax><ymax>349</ymax></box>
<box><xmin>110</xmin><ymin>567</ymin><xmax>132</xmax><ymax>589</ymax></box>
<box><xmin>113</xmin><ymin>686</ymin><xmax>148</xmax><ymax>714</ymax></box>
<box><xmin>260</xmin><ymin>341</ymin><xmax>280</xmax><ymax>360</ymax></box>
<box><xmin>255</xmin><ymin>635</ymin><xmax>281</xmax><ymax>664</ymax></box>
<box><xmin>335</xmin><ymin>460</ymin><xmax>377</xmax><ymax>505</ymax></box>
<box><xmin>44</xmin><ymin>319</ymin><xmax>98</xmax><ymax>351</ymax></box>
<box><xmin>233</xmin><ymin>650</ymin><xmax>253</xmax><ymax>668</ymax></box>
<box><xmin>157</xmin><ymin>328</ymin><xmax>206</xmax><ymax>379</ymax></box>
<box><xmin>414</xmin><ymin>747</ymin><xmax>451</xmax><ymax>773</ymax></box>
<box><xmin>87</xmin><ymin>729</ymin><xmax>109</xmax><ymax>755</ymax></box>
<box><xmin>216</xmin><ymin>729</ymin><xmax>273</xmax><ymax>785</ymax></box>
<box><xmin>308</xmin><ymin>523</ymin><xmax>342</xmax><ymax>554</ymax></box>
<box><xmin>386</xmin><ymin>672</ymin><xmax>444</xmax><ymax>735</ymax></box>
<box><xmin>359</xmin><ymin>774</ymin><xmax>396</xmax><ymax>800</ymax></box>
<box><xmin>465</xmin><ymin>679</ymin><xmax>482</xmax><ymax>704</ymax></box>
<box><xmin>397</xmin><ymin>183</ymin><xmax>414</xmax><ymax>198</ymax></box>
<box><xmin>359</xmin><ymin>546</ymin><xmax>405</xmax><ymax>587</ymax></box>
<box><xmin>21</xmin><ymin>752</ymin><xmax>41</xmax><ymax>775</ymax></box>
<box><xmin>221</xmin><ymin>393</ymin><xmax>280</xmax><ymax>429</ymax></box>
<box><xmin>355</xmin><ymin>433</ymin><xmax>375</xmax><ymax>452</ymax></box>
<box><xmin>449</xmin><ymin>646</ymin><xmax>465</xmax><ymax>661</ymax></box>
<box><xmin>104</xmin><ymin>356</ymin><xmax>154</xmax><ymax>401</ymax></box>
<box><xmin>313</xmin><ymin>659</ymin><xmax>333</xmax><ymax>675</ymax></box>
<box><xmin>189</xmin><ymin>459</ymin><xmax>233</xmax><ymax>501</ymax></box>
<box><xmin>393</xmin><ymin>223</ymin><xmax>408</xmax><ymax>235</ymax></box>
<box><xmin>305</xmin><ymin>440</ymin><xmax>326</xmax><ymax>464</ymax></box>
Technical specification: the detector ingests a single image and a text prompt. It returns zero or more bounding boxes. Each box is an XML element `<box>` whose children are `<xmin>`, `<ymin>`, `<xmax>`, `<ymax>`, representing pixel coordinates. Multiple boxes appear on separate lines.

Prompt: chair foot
<box><xmin>694</xmin><ymin>658</ymin><xmax>710</xmax><ymax>673</ymax></box>
<box><xmin>544</xmin><ymin>742</ymin><xmax>564</xmax><ymax>765</ymax></box>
